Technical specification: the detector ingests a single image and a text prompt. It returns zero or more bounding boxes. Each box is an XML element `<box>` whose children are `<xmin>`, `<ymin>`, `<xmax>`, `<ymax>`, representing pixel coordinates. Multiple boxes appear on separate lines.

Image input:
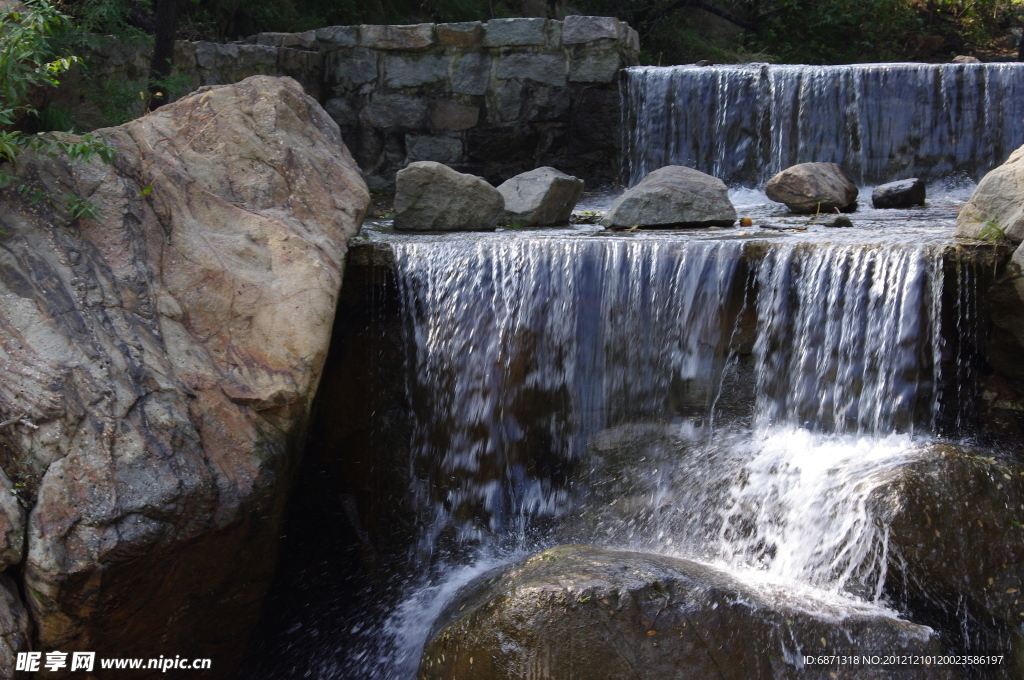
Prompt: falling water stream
<box><xmin>326</xmin><ymin>202</ymin><xmax>991</xmax><ymax>678</ymax></box>
<box><xmin>622</xmin><ymin>63</ymin><xmax>1024</xmax><ymax>186</ymax></box>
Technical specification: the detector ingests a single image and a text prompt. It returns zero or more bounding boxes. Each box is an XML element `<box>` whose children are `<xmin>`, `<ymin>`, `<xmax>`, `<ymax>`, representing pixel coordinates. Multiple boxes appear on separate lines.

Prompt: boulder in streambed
<box><xmin>872</xmin><ymin>178</ymin><xmax>926</xmax><ymax>208</ymax></box>
<box><xmin>497</xmin><ymin>166</ymin><xmax>584</xmax><ymax>226</ymax></box>
<box><xmin>420</xmin><ymin>545</ymin><xmax>950</xmax><ymax>680</ymax></box>
<box><xmin>0</xmin><ymin>75</ymin><xmax>368</xmax><ymax>675</ymax></box>
<box><xmin>872</xmin><ymin>443</ymin><xmax>1024</xmax><ymax>661</ymax></box>
<box><xmin>765</xmin><ymin>162</ymin><xmax>859</xmax><ymax>213</ymax></box>
<box><xmin>956</xmin><ymin>145</ymin><xmax>1024</xmax><ymax>243</ymax></box>
<box><xmin>601</xmin><ymin>165</ymin><xmax>736</xmax><ymax>228</ymax></box>
<box><xmin>394</xmin><ymin>161</ymin><xmax>504</xmax><ymax>231</ymax></box>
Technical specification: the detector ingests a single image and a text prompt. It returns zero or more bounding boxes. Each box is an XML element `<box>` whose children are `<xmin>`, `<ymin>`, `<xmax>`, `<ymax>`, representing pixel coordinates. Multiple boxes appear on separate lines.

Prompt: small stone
<box><xmin>872</xmin><ymin>178</ymin><xmax>926</xmax><ymax>209</ymax></box>
<box><xmin>765</xmin><ymin>162</ymin><xmax>858</xmax><ymax>213</ymax></box>
<box><xmin>360</xmin><ymin>23</ymin><xmax>435</xmax><ymax>50</ymax></box>
<box><xmin>394</xmin><ymin>161</ymin><xmax>505</xmax><ymax>231</ymax></box>
<box><xmin>498</xmin><ymin>167</ymin><xmax>584</xmax><ymax>226</ymax></box>
<box><xmin>562</xmin><ymin>15</ymin><xmax>619</xmax><ymax>44</ymax></box>
<box><xmin>815</xmin><ymin>214</ymin><xmax>853</xmax><ymax>228</ymax></box>
<box><xmin>437</xmin><ymin>21</ymin><xmax>483</xmax><ymax>47</ymax></box>
<box><xmin>953</xmin><ymin>55</ymin><xmax>982</xmax><ymax>63</ymax></box>
<box><xmin>483</xmin><ymin>17</ymin><xmax>548</xmax><ymax>46</ymax></box>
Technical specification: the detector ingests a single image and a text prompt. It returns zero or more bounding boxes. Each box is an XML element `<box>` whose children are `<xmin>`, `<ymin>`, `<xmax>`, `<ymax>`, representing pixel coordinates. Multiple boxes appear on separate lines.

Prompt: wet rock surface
<box><xmin>872</xmin><ymin>178</ymin><xmax>926</xmax><ymax>208</ymax></box>
<box><xmin>0</xmin><ymin>75</ymin><xmax>368</xmax><ymax>675</ymax></box>
<box><xmin>394</xmin><ymin>161</ymin><xmax>504</xmax><ymax>231</ymax></box>
<box><xmin>421</xmin><ymin>545</ymin><xmax>950</xmax><ymax>680</ymax></box>
<box><xmin>765</xmin><ymin>162</ymin><xmax>859</xmax><ymax>213</ymax></box>
<box><xmin>497</xmin><ymin>166</ymin><xmax>584</xmax><ymax>226</ymax></box>
<box><xmin>873</xmin><ymin>444</ymin><xmax>1024</xmax><ymax>663</ymax></box>
<box><xmin>602</xmin><ymin>165</ymin><xmax>736</xmax><ymax>228</ymax></box>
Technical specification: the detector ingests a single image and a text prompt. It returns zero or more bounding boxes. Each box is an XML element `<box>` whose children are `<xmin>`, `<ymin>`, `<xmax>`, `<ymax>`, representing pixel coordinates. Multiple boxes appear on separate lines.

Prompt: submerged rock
<box><xmin>601</xmin><ymin>165</ymin><xmax>736</xmax><ymax>228</ymax></box>
<box><xmin>956</xmin><ymin>145</ymin><xmax>1024</xmax><ymax>243</ymax></box>
<box><xmin>872</xmin><ymin>178</ymin><xmax>926</xmax><ymax>208</ymax></box>
<box><xmin>421</xmin><ymin>545</ymin><xmax>948</xmax><ymax>680</ymax></box>
<box><xmin>497</xmin><ymin>166</ymin><xmax>584</xmax><ymax>226</ymax></box>
<box><xmin>765</xmin><ymin>162</ymin><xmax>858</xmax><ymax>213</ymax></box>
<box><xmin>0</xmin><ymin>75</ymin><xmax>368</xmax><ymax>674</ymax></box>
<box><xmin>815</xmin><ymin>214</ymin><xmax>854</xmax><ymax>228</ymax></box>
<box><xmin>873</xmin><ymin>444</ymin><xmax>1024</xmax><ymax>662</ymax></box>
<box><xmin>394</xmin><ymin>161</ymin><xmax>504</xmax><ymax>231</ymax></box>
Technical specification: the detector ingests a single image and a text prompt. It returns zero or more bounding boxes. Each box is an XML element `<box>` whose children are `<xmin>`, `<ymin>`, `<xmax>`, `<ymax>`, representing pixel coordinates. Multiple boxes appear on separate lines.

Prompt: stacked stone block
<box><xmin>163</xmin><ymin>16</ymin><xmax>639</xmax><ymax>190</ymax></box>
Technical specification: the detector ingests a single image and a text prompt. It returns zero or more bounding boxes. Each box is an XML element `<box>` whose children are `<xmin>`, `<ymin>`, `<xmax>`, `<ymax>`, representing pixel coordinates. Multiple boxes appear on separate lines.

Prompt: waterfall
<box><xmin>622</xmin><ymin>62</ymin><xmax>1024</xmax><ymax>186</ymax></box>
<box><xmin>391</xmin><ymin>236</ymin><xmax>952</xmax><ymax>572</ymax></box>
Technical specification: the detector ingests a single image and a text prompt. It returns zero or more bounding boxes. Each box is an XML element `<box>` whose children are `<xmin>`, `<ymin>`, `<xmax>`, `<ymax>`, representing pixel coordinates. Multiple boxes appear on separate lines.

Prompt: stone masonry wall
<box><xmin>91</xmin><ymin>16</ymin><xmax>640</xmax><ymax>191</ymax></box>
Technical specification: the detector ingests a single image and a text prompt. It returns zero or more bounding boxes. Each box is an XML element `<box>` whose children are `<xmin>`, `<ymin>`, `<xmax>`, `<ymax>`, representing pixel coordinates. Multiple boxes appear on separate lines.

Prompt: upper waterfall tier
<box><xmin>622</xmin><ymin>62</ymin><xmax>1024</xmax><ymax>187</ymax></box>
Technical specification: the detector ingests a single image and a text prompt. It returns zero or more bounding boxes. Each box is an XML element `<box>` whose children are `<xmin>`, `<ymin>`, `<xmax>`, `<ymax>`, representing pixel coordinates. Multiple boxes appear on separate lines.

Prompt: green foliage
<box><xmin>0</xmin><ymin>1</ymin><xmax>115</xmax><ymax>218</ymax></box>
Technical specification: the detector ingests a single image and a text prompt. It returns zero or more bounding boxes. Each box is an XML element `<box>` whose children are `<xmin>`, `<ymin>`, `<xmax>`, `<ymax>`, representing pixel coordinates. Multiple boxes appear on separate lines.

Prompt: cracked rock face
<box><xmin>0</xmin><ymin>75</ymin><xmax>368</xmax><ymax>675</ymax></box>
<box><xmin>420</xmin><ymin>545</ymin><xmax>950</xmax><ymax>680</ymax></box>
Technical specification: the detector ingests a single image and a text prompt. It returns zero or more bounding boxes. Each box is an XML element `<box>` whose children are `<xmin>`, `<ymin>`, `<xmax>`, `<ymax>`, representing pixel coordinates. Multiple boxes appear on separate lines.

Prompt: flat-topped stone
<box><xmin>872</xmin><ymin>178</ymin><xmax>925</xmax><ymax>209</ymax></box>
<box><xmin>498</xmin><ymin>166</ymin><xmax>584</xmax><ymax>226</ymax></box>
<box><xmin>437</xmin><ymin>21</ymin><xmax>483</xmax><ymax>47</ymax></box>
<box><xmin>483</xmin><ymin>17</ymin><xmax>548</xmax><ymax>46</ymax></box>
<box><xmin>360</xmin><ymin>23</ymin><xmax>435</xmax><ymax>50</ymax></box>
<box><xmin>394</xmin><ymin>161</ymin><xmax>505</xmax><ymax>231</ymax></box>
<box><xmin>316</xmin><ymin>25</ymin><xmax>359</xmax><ymax>48</ymax></box>
<box><xmin>562</xmin><ymin>15</ymin><xmax>619</xmax><ymax>43</ymax></box>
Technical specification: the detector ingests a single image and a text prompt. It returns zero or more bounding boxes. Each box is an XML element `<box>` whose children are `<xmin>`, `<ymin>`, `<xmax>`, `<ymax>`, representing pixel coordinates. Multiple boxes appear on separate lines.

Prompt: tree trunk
<box><xmin>149</xmin><ymin>0</ymin><xmax>182</xmax><ymax>110</ymax></box>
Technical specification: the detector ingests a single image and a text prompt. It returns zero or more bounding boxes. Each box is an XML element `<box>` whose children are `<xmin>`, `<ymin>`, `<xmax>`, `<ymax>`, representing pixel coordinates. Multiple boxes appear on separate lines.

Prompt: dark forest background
<box><xmin>60</xmin><ymin>0</ymin><xmax>1024</xmax><ymax>66</ymax></box>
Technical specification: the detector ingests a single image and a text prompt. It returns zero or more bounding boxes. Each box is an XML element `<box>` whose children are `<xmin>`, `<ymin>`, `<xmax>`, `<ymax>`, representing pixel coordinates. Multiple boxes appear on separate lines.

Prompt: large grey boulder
<box><xmin>956</xmin><ymin>145</ymin><xmax>1024</xmax><ymax>243</ymax></box>
<box><xmin>421</xmin><ymin>545</ymin><xmax>949</xmax><ymax>680</ymax></box>
<box><xmin>394</xmin><ymin>161</ymin><xmax>505</xmax><ymax>231</ymax></box>
<box><xmin>0</xmin><ymin>75</ymin><xmax>368</xmax><ymax>675</ymax></box>
<box><xmin>871</xmin><ymin>443</ymin><xmax>1024</xmax><ymax>673</ymax></box>
<box><xmin>601</xmin><ymin>166</ymin><xmax>736</xmax><ymax>228</ymax></box>
<box><xmin>872</xmin><ymin>178</ymin><xmax>925</xmax><ymax>208</ymax></box>
<box><xmin>765</xmin><ymin>162</ymin><xmax>859</xmax><ymax>213</ymax></box>
<box><xmin>497</xmin><ymin>166</ymin><xmax>584</xmax><ymax>226</ymax></box>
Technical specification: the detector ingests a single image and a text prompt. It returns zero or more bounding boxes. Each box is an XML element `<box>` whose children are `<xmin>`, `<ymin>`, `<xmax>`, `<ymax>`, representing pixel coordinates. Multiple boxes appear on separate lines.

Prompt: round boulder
<box><xmin>602</xmin><ymin>166</ymin><xmax>736</xmax><ymax>229</ymax></box>
<box><xmin>765</xmin><ymin>162</ymin><xmax>858</xmax><ymax>213</ymax></box>
<box><xmin>872</xmin><ymin>178</ymin><xmax>926</xmax><ymax>209</ymax></box>
<box><xmin>872</xmin><ymin>444</ymin><xmax>1024</xmax><ymax>655</ymax></box>
<box><xmin>497</xmin><ymin>166</ymin><xmax>585</xmax><ymax>227</ymax></box>
<box><xmin>394</xmin><ymin>161</ymin><xmax>505</xmax><ymax>231</ymax></box>
<box><xmin>956</xmin><ymin>144</ymin><xmax>1024</xmax><ymax>244</ymax></box>
<box><xmin>420</xmin><ymin>545</ymin><xmax>949</xmax><ymax>680</ymax></box>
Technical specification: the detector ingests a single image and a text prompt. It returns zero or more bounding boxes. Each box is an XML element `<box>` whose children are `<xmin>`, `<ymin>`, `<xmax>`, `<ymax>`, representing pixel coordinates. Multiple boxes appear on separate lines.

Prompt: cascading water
<box><xmin>243</xmin><ymin>61</ymin><xmax>1016</xmax><ymax>679</ymax></box>
<box><xmin>327</xmin><ymin>226</ymin><xmax>986</xmax><ymax>679</ymax></box>
<box><xmin>622</xmin><ymin>63</ymin><xmax>1024</xmax><ymax>186</ymax></box>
